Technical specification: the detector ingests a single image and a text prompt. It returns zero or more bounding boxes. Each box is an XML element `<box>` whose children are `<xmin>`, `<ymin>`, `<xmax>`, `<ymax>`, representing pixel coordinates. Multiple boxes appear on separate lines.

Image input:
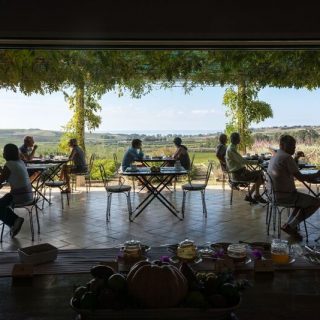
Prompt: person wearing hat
<box><xmin>173</xmin><ymin>137</ymin><xmax>190</xmax><ymax>170</ymax></box>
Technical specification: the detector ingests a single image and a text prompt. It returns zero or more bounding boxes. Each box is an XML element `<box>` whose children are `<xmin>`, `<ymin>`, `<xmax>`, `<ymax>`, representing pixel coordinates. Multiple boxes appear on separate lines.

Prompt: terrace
<box><xmin>1</xmin><ymin>182</ymin><xmax>319</xmax><ymax>251</ymax></box>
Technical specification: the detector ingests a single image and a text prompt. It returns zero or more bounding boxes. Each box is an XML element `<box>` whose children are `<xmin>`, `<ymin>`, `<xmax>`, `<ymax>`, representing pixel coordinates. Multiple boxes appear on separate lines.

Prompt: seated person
<box><xmin>215</xmin><ymin>133</ymin><xmax>228</xmax><ymax>171</ymax></box>
<box><xmin>122</xmin><ymin>139</ymin><xmax>144</xmax><ymax>171</ymax></box>
<box><xmin>0</xmin><ymin>144</ymin><xmax>33</xmax><ymax>238</ymax></box>
<box><xmin>19</xmin><ymin>136</ymin><xmax>38</xmax><ymax>161</ymax></box>
<box><xmin>226</xmin><ymin>132</ymin><xmax>266</xmax><ymax>204</ymax></box>
<box><xmin>267</xmin><ymin>135</ymin><xmax>320</xmax><ymax>240</ymax></box>
<box><xmin>60</xmin><ymin>139</ymin><xmax>87</xmax><ymax>193</ymax></box>
<box><xmin>173</xmin><ymin>137</ymin><xmax>190</xmax><ymax>170</ymax></box>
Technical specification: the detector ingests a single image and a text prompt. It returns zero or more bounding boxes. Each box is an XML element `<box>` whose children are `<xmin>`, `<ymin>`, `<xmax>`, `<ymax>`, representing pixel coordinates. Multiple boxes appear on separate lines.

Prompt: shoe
<box><xmin>281</xmin><ymin>224</ymin><xmax>303</xmax><ymax>241</ymax></box>
<box><xmin>244</xmin><ymin>195</ymin><xmax>258</xmax><ymax>204</ymax></box>
<box><xmin>10</xmin><ymin>217</ymin><xmax>24</xmax><ymax>238</ymax></box>
<box><xmin>254</xmin><ymin>195</ymin><xmax>268</xmax><ymax>204</ymax></box>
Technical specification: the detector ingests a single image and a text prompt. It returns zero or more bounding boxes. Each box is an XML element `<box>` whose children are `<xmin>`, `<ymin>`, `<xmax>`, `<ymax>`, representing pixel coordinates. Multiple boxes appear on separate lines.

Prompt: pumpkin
<box><xmin>127</xmin><ymin>261</ymin><xmax>188</xmax><ymax>308</ymax></box>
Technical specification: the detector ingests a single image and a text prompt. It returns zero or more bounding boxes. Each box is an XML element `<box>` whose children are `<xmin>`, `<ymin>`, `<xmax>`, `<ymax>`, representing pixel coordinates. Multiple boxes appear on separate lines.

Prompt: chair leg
<box><xmin>35</xmin><ymin>205</ymin><xmax>40</xmax><ymax>235</ymax></box>
<box><xmin>106</xmin><ymin>193</ymin><xmax>112</xmax><ymax>222</ymax></box>
<box><xmin>0</xmin><ymin>223</ymin><xmax>4</xmax><ymax>242</ymax></box>
<box><xmin>230</xmin><ymin>188</ymin><xmax>233</xmax><ymax>205</ymax></box>
<box><xmin>66</xmin><ymin>190</ymin><xmax>70</xmax><ymax>206</ymax></box>
<box><xmin>201</xmin><ymin>190</ymin><xmax>207</xmax><ymax>218</ymax></box>
<box><xmin>267</xmin><ymin>205</ymin><xmax>273</xmax><ymax>235</ymax></box>
<box><xmin>126</xmin><ymin>192</ymin><xmax>133</xmax><ymax>221</ymax></box>
<box><xmin>60</xmin><ymin>191</ymin><xmax>64</xmax><ymax>209</ymax></box>
<box><xmin>132</xmin><ymin>178</ymin><xmax>135</xmax><ymax>193</ymax></box>
<box><xmin>29</xmin><ymin>209</ymin><xmax>34</xmax><ymax>241</ymax></box>
<box><xmin>278</xmin><ymin>209</ymin><xmax>281</xmax><ymax>238</ymax></box>
<box><xmin>181</xmin><ymin>190</ymin><xmax>187</xmax><ymax>219</ymax></box>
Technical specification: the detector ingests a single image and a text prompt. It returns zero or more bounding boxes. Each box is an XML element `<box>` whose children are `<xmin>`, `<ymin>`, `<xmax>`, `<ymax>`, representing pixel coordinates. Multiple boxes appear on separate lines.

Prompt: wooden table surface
<box><xmin>1</xmin><ymin>247</ymin><xmax>320</xmax><ymax>319</ymax></box>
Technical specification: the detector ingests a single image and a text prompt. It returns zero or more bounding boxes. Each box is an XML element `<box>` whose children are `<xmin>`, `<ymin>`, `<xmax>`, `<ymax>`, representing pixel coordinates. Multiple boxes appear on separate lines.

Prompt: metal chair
<box><xmin>181</xmin><ymin>161</ymin><xmax>213</xmax><ymax>218</ymax></box>
<box><xmin>225</xmin><ymin>166</ymin><xmax>252</xmax><ymax>205</ymax></box>
<box><xmin>0</xmin><ymin>221</ymin><xmax>5</xmax><ymax>242</ymax></box>
<box><xmin>44</xmin><ymin>180</ymin><xmax>70</xmax><ymax>210</ymax></box>
<box><xmin>114</xmin><ymin>152</ymin><xmax>136</xmax><ymax>192</ymax></box>
<box><xmin>71</xmin><ymin>153</ymin><xmax>95</xmax><ymax>192</ymax></box>
<box><xmin>99</xmin><ymin>164</ymin><xmax>132</xmax><ymax>222</ymax></box>
<box><xmin>265</xmin><ymin>170</ymin><xmax>308</xmax><ymax>242</ymax></box>
<box><xmin>174</xmin><ymin>153</ymin><xmax>195</xmax><ymax>191</ymax></box>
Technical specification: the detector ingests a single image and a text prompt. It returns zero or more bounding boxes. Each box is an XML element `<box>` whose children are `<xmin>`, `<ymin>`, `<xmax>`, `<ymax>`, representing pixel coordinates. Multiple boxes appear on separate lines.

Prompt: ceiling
<box><xmin>1</xmin><ymin>0</ymin><xmax>320</xmax><ymax>48</ymax></box>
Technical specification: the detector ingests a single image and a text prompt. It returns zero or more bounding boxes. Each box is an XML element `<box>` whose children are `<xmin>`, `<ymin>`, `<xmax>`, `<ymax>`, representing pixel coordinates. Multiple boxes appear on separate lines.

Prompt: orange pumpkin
<box><xmin>127</xmin><ymin>261</ymin><xmax>188</xmax><ymax>308</ymax></box>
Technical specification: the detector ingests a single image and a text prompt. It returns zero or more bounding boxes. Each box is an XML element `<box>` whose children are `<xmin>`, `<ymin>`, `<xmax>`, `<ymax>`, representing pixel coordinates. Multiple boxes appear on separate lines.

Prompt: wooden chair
<box><xmin>181</xmin><ymin>161</ymin><xmax>213</xmax><ymax>218</ymax></box>
<box><xmin>99</xmin><ymin>164</ymin><xmax>132</xmax><ymax>222</ymax></box>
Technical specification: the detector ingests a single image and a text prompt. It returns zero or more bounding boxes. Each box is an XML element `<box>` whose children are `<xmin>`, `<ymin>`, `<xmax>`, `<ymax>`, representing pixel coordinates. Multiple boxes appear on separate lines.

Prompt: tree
<box><xmin>223</xmin><ymin>83</ymin><xmax>273</xmax><ymax>152</ymax></box>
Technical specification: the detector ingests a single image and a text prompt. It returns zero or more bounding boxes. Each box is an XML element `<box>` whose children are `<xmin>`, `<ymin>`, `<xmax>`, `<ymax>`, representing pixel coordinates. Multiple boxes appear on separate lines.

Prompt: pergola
<box><xmin>1</xmin><ymin>0</ymin><xmax>320</xmax><ymax>49</ymax></box>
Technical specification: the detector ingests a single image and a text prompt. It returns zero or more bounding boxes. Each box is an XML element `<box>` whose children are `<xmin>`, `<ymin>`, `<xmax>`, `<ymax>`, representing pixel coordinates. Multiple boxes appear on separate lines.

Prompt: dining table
<box><xmin>1</xmin><ymin>244</ymin><xmax>320</xmax><ymax>320</ymax></box>
<box><xmin>26</xmin><ymin>158</ymin><xmax>69</xmax><ymax>205</ymax></box>
<box><xmin>135</xmin><ymin>156</ymin><xmax>177</xmax><ymax>167</ymax></box>
<box><xmin>122</xmin><ymin>166</ymin><xmax>187</xmax><ymax>220</ymax></box>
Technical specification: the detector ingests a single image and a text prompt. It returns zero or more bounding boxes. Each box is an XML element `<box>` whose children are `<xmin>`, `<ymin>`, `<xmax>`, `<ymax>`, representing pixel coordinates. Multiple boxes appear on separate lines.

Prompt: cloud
<box><xmin>191</xmin><ymin>109</ymin><xmax>215</xmax><ymax>115</ymax></box>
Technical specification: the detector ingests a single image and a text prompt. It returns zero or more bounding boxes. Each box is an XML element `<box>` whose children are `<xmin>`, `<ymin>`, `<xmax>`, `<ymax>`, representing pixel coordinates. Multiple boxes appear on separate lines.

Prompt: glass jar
<box><xmin>227</xmin><ymin>244</ymin><xmax>247</xmax><ymax>261</ymax></box>
<box><xmin>271</xmin><ymin>239</ymin><xmax>290</xmax><ymax>264</ymax></box>
<box><xmin>177</xmin><ymin>239</ymin><xmax>197</xmax><ymax>260</ymax></box>
<box><xmin>123</xmin><ymin>239</ymin><xmax>142</xmax><ymax>258</ymax></box>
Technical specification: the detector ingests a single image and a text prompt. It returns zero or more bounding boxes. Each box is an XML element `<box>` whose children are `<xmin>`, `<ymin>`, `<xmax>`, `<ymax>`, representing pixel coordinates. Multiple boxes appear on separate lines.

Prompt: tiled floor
<box><xmin>1</xmin><ymin>183</ymin><xmax>320</xmax><ymax>251</ymax></box>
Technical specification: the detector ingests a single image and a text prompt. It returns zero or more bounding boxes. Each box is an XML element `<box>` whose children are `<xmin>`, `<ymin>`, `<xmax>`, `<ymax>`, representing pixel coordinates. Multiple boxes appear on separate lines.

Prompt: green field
<box><xmin>1</xmin><ymin>127</ymin><xmax>319</xmax><ymax>181</ymax></box>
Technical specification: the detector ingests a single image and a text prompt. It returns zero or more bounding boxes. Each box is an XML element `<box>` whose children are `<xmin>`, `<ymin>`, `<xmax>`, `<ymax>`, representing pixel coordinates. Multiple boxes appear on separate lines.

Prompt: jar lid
<box><xmin>124</xmin><ymin>239</ymin><xmax>141</xmax><ymax>248</ymax></box>
<box><xmin>179</xmin><ymin>239</ymin><xmax>195</xmax><ymax>248</ymax></box>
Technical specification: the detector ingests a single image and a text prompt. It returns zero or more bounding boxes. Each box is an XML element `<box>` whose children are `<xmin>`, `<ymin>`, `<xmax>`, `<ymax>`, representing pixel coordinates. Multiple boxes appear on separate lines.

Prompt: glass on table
<box><xmin>271</xmin><ymin>239</ymin><xmax>290</xmax><ymax>264</ymax></box>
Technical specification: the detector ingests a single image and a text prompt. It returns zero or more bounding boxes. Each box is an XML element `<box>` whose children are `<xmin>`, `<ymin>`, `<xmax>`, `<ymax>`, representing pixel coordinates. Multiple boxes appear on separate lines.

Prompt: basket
<box><xmin>70</xmin><ymin>298</ymin><xmax>240</xmax><ymax>320</ymax></box>
<box><xmin>18</xmin><ymin>243</ymin><xmax>58</xmax><ymax>265</ymax></box>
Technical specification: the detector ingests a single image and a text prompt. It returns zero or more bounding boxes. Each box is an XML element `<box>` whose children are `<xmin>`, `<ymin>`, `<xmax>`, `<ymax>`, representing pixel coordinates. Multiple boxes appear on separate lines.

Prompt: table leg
<box><xmin>131</xmin><ymin>175</ymin><xmax>182</xmax><ymax>220</ymax></box>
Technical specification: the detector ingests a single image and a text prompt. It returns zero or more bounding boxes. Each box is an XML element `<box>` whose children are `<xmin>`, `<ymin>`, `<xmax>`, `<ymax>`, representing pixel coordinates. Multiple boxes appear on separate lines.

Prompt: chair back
<box><xmin>99</xmin><ymin>164</ymin><xmax>108</xmax><ymax>188</ymax></box>
<box><xmin>190</xmin><ymin>153</ymin><xmax>195</xmax><ymax>170</ymax></box>
<box><xmin>188</xmin><ymin>161</ymin><xmax>212</xmax><ymax>186</ymax></box>
<box><xmin>204</xmin><ymin>161</ymin><xmax>213</xmax><ymax>186</ymax></box>
<box><xmin>263</xmin><ymin>169</ymin><xmax>276</xmax><ymax>205</ymax></box>
<box><xmin>113</xmin><ymin>153</ymin><xmax>121</xmax><ymax>174</ymax></box>
<box><xmin>88</xmin><ymin>154</ymin><xmax>95</xmax><ymax>173</ymax></box>
<box><xmin>99</xmin><ymin>164</ymin><xmax>124</xmax><ymax>188</ymax></box>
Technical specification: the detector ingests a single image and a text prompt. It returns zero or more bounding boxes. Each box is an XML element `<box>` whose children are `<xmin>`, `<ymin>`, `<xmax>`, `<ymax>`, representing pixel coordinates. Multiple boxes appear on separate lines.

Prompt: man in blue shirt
<box><xmin>122</xmin><ymin>139</ymin><xmax>144</xmax><ymax>171</ymax></box>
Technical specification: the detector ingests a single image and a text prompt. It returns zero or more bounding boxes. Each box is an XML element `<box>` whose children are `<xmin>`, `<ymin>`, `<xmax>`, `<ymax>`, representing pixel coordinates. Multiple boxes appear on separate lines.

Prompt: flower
<box><xmin>251</xmin><ymin>249</ymin><xmax>262</xmax><ymax>260</ymax></box>
<box><xmin>160</xmin><ymin>255</ymin><xmax>170</xmax><ymax>263</ymax></box>
<box><xmin>212</xmin><ymin>248</ymin><xmax>225</xmax><ymax>259</ymax></box>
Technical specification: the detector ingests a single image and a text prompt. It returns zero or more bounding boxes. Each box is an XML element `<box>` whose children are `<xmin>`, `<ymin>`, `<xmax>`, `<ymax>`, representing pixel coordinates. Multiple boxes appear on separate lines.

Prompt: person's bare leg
<box><xmin>60</xmin><ymin>165</ymin><xmax>71</xmax><ymax>192</ymax></box>
<box><xmin>289</xmin><ymin>205</ymin><xmax>320</xmax><ymax>229</ymax></box>
<box><xmin>249</xmin><ymin>184</ymin><xmax>255</xmax><ymax>197</ymax></box>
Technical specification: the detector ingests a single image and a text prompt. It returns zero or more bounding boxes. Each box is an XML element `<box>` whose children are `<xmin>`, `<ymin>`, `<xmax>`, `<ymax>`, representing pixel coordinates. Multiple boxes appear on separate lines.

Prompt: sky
<box><xmin>0</xmin><ymin>86</ymin><xmax>319</xmax><ymax>134</ymax></box>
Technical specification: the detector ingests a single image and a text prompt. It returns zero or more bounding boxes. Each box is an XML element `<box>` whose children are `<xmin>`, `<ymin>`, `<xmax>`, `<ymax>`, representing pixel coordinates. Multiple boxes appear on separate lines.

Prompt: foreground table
<box><xmin>1</xmin><ymin>247</ymin><xmax>320</xmax><ymax>320</ymax></box>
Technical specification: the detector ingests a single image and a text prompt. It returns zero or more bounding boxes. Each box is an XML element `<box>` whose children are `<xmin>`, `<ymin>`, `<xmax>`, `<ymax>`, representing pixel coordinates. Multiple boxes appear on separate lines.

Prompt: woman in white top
<box><xmin>0</xmin><ymin>144</ymin><xmax>33</xmax><ymax>237</ymax></box>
